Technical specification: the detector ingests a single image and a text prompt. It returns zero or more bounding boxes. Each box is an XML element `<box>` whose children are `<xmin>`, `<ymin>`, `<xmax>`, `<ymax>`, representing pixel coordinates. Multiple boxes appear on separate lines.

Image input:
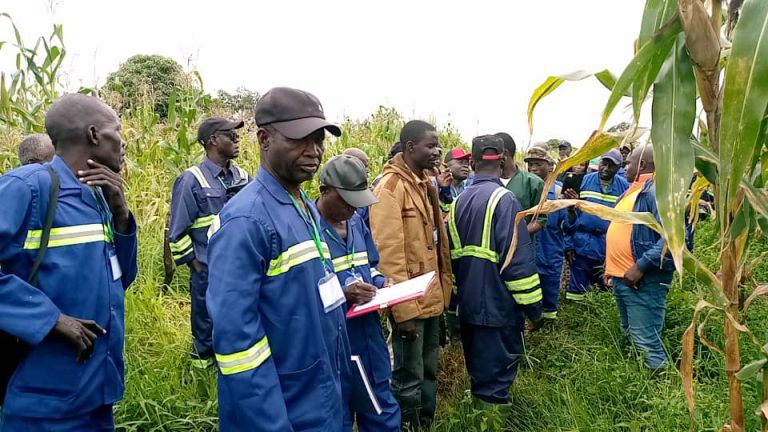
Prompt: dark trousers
<box><xmin>566</xmin><ymin>254</ymin><xmax>605</xmax><ymax>300</ymax></box>
<box><xmin>460</xmin><ymin>322</ymin><xmax>523</xmax><ymax>404</ymax></box>
<box><xmin>1</xmin><ymin>404</ymin><xmax>114</xmax><ymax>431</ymax></box>
<box><xmin>190</xmin><ymin>265</ymin><xmax>212</xmax><ymax>359</ymax></box>
<box><xmin>540</xmin><ymin>270</ymin><xmax>561</xmax><ymax>318</ymax></box>
<box><xmin>391</xmin><ymin>316</ymin><xmax>440</xmax><ymax>430</ymax></box>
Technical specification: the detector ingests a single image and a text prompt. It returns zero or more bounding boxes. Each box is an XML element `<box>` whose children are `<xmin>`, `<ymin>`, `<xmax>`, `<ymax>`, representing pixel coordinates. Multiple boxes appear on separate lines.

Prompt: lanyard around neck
<box><xmin>288</xmin><ymin>191</ymin><xmax>330</xmax><ymax>271</ymax></box>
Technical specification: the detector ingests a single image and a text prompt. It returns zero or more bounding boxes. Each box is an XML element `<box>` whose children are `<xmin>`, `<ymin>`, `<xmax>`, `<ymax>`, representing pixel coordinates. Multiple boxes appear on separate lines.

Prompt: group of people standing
<box><xmin>0</xmin><ymin>86</ymin><xmax>682</xmax><ymax>432</ymax></box>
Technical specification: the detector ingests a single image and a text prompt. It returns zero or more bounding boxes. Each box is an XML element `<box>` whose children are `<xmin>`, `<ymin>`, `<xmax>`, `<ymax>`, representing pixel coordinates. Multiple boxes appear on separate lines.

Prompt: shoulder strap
<box><xmin>235</xmin><ymin>166</ymin><xmax>248</xmax><ymax>181</ymax></box>
<box><xmin>186</xmin><ymin>166</ymin><xmax>211</xmax><ymax>188</ymax></box>
<box><xmin>28</xmin><ymin>166</ymin><xmax>60</xmax><ymax>287</ymax></box>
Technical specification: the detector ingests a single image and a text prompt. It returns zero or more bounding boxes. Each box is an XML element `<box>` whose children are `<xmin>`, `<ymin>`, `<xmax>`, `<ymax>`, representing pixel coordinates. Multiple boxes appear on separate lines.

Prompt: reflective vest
<box><xmin>168</xmin><ymin>159</ymin><xmax>250</xmax><ymax>266</ymax></box>
<box><xmin>0</xmin><ymin>155</ymin><xmax>138</xmax><ymax>418</ymax></box>
<box><xmin>447</xmin><ymin>175</ymin><xmax>541</xmax><ymax>327</ymax></box>
<box><xmin>206</xmin><ymin>168</ymin><xmax>348</xmax><ymax>431</ymax></box>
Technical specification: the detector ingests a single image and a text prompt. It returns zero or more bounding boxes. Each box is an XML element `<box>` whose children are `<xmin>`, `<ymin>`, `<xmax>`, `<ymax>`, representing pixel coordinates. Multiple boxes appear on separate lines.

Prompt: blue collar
<box><xmin>256</xmin><ymin>167</ymin><xmax>302</xmax><ymax>205</ymax></box>
<box><xmin>201</xmin><ymin>156</ymin><xmax>231</xmax><ymax>179</ymax></box>
<box><xmin>470</xmin><ymin>174</ymin><xmax>503</xmax><ymax>187</ymax></box>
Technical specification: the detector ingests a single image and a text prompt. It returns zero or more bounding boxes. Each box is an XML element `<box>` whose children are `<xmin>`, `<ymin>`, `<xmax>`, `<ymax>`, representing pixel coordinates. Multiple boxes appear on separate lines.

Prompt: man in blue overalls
<box><xmin>206</xmin><ymin>87</ymin><xmax>349</xmax><ymax>431</ymax></box>
<box><xmin>448</xmin><ymin>135</ymin><xmax>542</xmax><ymax>408</ymax></box>
<box><xmin>168</xmin><ymin>118</ymin><xmax>251</xmax><ymax>368</ymax></box>
<box><xmin>0</xmin><ymin>94</ymin><xmax>138</xmax><ymax>431</ymax></box>
<box><xmin>525</xmin><ymin>146</ymin><xmax>566</xmax><ymax>320</ymax></box>
<box><xmin>316</xmin><ymin>155</ymin><xmax>401</xmax><ymax>432</ymax></box>
<box><xmin>563</xmin><ymin>150</ymin><xmax>629</xmax><ymax>301</ymax></box>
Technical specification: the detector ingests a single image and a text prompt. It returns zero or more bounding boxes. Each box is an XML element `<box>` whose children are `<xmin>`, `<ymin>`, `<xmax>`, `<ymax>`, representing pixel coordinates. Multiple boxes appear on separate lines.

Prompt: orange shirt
<box><xmin>605</xmin><ymin>174</ymin><xmax>654</xmax><ymax>278</ymax></box>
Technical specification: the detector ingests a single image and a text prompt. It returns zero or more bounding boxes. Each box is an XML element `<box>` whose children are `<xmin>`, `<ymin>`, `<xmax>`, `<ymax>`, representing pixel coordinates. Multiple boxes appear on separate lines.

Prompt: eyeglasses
<box><xmin>215</xmin><ymin>130</ymin><xmax>240</xmax><ymax>143</ymax></box>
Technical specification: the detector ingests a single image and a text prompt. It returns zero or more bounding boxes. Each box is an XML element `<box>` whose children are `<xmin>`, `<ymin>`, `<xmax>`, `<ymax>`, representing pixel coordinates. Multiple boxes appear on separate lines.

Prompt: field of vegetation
<box><xmin>2</xmin><ymin>0</ymin><xmax>768</xmax><ymax>430</ymax></box>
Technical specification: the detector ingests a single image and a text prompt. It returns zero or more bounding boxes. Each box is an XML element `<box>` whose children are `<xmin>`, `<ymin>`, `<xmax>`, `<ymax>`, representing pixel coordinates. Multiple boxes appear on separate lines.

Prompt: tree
<box><xmin>104</xmin><ymin>54</ymin><xmax>185</xmax><ymax>118</ymax></box>
<box><xmin>214</xmin><ymin>87</ymin><xmax>260</xmax><ymax>120</ymax></box>
<box><xmin>520</xmin><ymin>1</ymin><xmax>768</xmax><ymax>430</ymax></box>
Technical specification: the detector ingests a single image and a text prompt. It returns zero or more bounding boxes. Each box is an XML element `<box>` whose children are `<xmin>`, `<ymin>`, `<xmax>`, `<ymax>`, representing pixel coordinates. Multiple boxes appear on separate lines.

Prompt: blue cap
<box><xmin>601</xmin><ymin>149</ymin><xmax>622</xmax><ymax>166</ymax></box>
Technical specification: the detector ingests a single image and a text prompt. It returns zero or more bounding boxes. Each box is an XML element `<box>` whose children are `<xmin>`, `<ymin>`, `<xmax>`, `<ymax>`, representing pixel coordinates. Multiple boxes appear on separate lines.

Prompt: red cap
<box><xmin>444</xmin><ymin>147</ymin><xmax>472</xmax><ymax>162</ymax></box>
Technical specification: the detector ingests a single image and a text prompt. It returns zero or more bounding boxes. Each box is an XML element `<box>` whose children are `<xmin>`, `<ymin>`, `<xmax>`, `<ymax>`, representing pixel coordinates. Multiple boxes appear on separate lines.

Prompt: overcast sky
<box><xmin>2</xmin><ymin>0</ymin><xmax>647</xmax><ymax>146</ymax></box>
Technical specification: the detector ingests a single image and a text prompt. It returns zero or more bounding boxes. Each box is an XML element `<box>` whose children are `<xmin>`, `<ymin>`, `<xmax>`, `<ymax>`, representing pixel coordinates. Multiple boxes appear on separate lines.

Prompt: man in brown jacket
<box><xmin>370</xmin><ymin>120</ymin><xmax>452</xmax><ymax>430</ymax></box>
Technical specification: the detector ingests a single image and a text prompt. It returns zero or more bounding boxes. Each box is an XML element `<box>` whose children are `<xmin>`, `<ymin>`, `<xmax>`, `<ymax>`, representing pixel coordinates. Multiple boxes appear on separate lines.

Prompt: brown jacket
<box><xmin>369</xmin><ymin>153</ymin><xmax>452</xmax><ymax>323</ymax></box>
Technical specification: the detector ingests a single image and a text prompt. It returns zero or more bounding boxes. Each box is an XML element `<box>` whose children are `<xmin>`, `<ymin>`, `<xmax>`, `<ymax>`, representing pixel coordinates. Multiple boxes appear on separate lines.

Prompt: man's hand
<box><xmin>78</xmin><ymin>159</ymin><xmax>130</xmax><ymax>233</ymax></box>
<box><xmin>623</xmin><ymin>264</ymin><xmax>644</xmax><ymax>289</ymax></box>
<box><xmin>382</xmin><ymin>278</ymin><xmax>394</xmax><ymax>288</ymax></box>
<box><xmin>565</xmin><ymin>250</ymin><xmax>576</xmax><ymax>264</ymax></box>
<box><xmin>563</xmin><ymin>188</ymin><xmax>579</xmax><ymax>200</ymax></box>
<box><xmin>49</xmin><ymin>313</ymin><xmax>106</xmax><ymax>363</ymax></box>
<box><xmin>527</xmin><ymin>221</ymin><xmax>543</xmax><ymax>235</ymax></box>
<box><xmin>435</xmin><ymin>169</ymin><xmax>452</xmax><ymax>188</ymax></box>
<box><xmin>191</xmin><ymin>259</ymin><xmax>204</xmax><ymax>274</ymax></box>
<box><xmin>396</xmin><ymin>319</ymin><xmax>418</xmax><ymax>342</ymax></box>
<box><xmin>603</xmin><ymin>273</ymin><xmax>614</xmax><ymax>288</ymax></box>
<box><xmin>345</xmin><ymin>281</ymin><xmax>377</xmax><ymax>305</ymax></box>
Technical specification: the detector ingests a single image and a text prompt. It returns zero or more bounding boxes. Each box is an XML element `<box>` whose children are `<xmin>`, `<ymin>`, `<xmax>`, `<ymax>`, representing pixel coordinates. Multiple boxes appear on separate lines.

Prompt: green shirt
<box><xmin>503</xmin><ymin>168</ymin><xmax>544</xmax><ymax>211</ymax></box>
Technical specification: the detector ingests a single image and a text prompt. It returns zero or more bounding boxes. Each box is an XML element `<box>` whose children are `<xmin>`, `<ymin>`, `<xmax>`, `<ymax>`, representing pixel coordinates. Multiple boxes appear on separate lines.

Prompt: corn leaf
<box><xmin>600</xmin><ymin>17</ymin><xmax>682</xmax><ymax>130</ymax></box>
<box><xmin>527</xmin><ymin>70</ymin><xmax>618</xmax><ymax>136</ymax></box>
<box><xmin>719</xmin><ymin>0</ymin><xmax>768</xmax><ymax>228</ymax></box>
<box><xmin>651</xmin><ymin>35</ymin><xmax>696</xmax><ymax>272</ymax></box>
<box><xmin>633</xmin><ymin>0</ymin><xmax>679</xmax><ymax>122</ymax></box>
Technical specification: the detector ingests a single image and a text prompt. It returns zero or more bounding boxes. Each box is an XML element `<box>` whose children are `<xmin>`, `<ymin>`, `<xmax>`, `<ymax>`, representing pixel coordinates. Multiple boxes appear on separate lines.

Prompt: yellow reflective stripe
<box><xmin>566</xmin><ymin>292</ymin><xmax>586</xmax><ymax>301</ymax></box>
<box><xmin>169</xmin><ymin>235</ymin><xmax>192</xmax><ymax>252</ymax></box>
<box><xmin>207</xmin><ymin>215</ymin><xmax>221</xmax><ymax>240</ymax></box>
<box><xmin>172</xmin><ymin>247</ymin><xmax>193</xmax><ymax>261</ymax></box>
<box><xmin>482</xmin><ymin>188</ymin><xmax>509</xmax><ymax>250</ymax></box>
<box><xmin>542</xmin><ymin>311</ymin><xmax>558</xmax><ymax>319</ymax></box>
<box><xmin>579</xmin><ymin>191</ymin><xmax>618</xmax><ymax>204</ymax></box>
<box><xmin>186</xmin><ymin>166</ymin><xmax>211</xmax><ymax>189</ymax></box>
<box><xmin>216</xmin><ymin>336</ymin><xmax>271</xmax><ymax>375</ymax></box>
<box><xmin>267</xmin><ymin>241</ymin><xmax>331</xmax><ymax>276</ymax></box>
<box><xmin>450</xmin><ymin>245</ymin><xmax>499</xmax><ymax>263</ymax></box>
<box><xmin>191</xmin><ymin>214</ymin><xmax>216</xmax><ymax>229</ymax></box>
<box><xmin>24</xmin><ymin>224</ymin><xmax>108</xmax><ymax>250</ymax></box>
<box><xmin>448</xmin><ymin>201</ymin><xmax>461</xmax><ymax>249</ymax></box>
<box><xmin>236</xmin><ymin>166</ymin><xmax>248</xmax><ymax>180</ymax></box>
<box><xmin>512</xmin><ymin>289</ymin><xmax>542</xmax><ymax>305</ymax></box>
<box><xmin>332</xmin><ymin>252</ymin><xmax>369</xmax><ymax>272</ymax></box>
<box><xmin>505</xmin><ymin>274</ymin><xmax>541</xmax><ymax>292</ymax></box>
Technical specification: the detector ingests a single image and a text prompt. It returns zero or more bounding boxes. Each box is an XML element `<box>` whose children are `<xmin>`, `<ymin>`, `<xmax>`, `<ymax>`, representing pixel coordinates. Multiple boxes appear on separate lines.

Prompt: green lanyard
<box><xmin>92</xmin><ymin>187</ymin><xmax>114</xmax><ymax>243</ymax></box>
<box><xmin>288</xmin><ymin>191</ymin><xmax>330</xmax><ymax>272</ymax></box>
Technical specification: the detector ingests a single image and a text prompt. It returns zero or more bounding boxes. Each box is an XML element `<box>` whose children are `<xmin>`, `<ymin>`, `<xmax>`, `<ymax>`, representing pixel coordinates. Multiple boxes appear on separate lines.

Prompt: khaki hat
<box><xmin>524</xmin><ymin>146</ymin><xmax>554</xmax><ymax>164</ymax></box>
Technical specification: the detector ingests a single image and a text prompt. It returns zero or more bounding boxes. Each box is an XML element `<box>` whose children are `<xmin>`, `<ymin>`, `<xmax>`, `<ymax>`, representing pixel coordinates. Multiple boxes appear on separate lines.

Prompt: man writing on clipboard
<box><xmin>315</xmin><ymin>154</ymin><xmax>401</xmax><ymax>432</ymax></box>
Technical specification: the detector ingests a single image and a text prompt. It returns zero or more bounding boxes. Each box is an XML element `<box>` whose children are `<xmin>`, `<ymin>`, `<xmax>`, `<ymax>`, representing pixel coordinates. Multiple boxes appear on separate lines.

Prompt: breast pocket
<box><xmin>194</xmin><ymin>188</ymin><xmax>225</xmax><ymax>216</ymax></box>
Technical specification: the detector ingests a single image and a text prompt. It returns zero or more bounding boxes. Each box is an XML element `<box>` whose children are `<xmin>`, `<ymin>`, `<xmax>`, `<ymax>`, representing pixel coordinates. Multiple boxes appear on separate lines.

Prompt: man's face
<box><xmin>212</xmin><ymin>129</ymin><xmax>240</xmax><ymax>159</ymax></box>
<box><xmin>625</xmin><ymin>149</ymin><xmax>642</xmax><ymax>181</ymax></box>
<box><xmin>559</xmin><ymin>146</ymin><xmax>571</xmax><ymax>160</ymax></box>
<box><xmin>446</xmin><ymin>158</ymin><xmax>470</xmax><ymax>181</ymax></box>
<box><xmin>260</xmin><ymin>127</ymin><xmax>325</xmax><ymax>186</ymax></box>
<box><xmin>598</xmin><ymin>159</ymin><xmax>620</xmax><ymax>181</ymax></box>
<box><xmin>409</xmin><ymin>130</ymin><xmax>442</xmax><ymax>171</ymax></box>
<box><xmin>527</xmin><ymin>159</ymin><xmax>550</xmax><ymax>180</ymax></box>
<box><xmin>321</xmin><ymin>186</ymin><xmax>357</xmax><ymax>222</ymax></box>
<box><xmin>620</xmin><ymin>147</ymin><xmax>631</xmax><ymax>162</ymax></box>
<box><xmin>91</xmin><ymin>113</ymin><xmax>126</xmax><ymax>173</ymax></box>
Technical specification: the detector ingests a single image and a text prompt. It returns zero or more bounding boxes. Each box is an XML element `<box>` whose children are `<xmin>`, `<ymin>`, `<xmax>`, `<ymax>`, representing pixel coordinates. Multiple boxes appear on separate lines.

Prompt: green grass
<box><xmin>3</xmin><ymin>108</ymin><xmax>768</xmax><ymax>431</ymax></box>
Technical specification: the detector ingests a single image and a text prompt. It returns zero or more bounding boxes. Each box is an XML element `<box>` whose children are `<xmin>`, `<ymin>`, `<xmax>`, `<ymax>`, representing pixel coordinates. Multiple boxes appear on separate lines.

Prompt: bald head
<box><xmin>343</xmin><ymin>147</ymin><xmax>369</xmax><ymax>169</ymax></box>
<box><xmin>18</xmin><ymin>133</ymin><xmax>55</xmax><ymax>165</ymax></box>
<box><xmin>45</xmin><ymin>93</ymin><xmax>125</xmax><ymax>172</ymax></box>
<box><xmin>626</xmin><ymin>144</ymin><xmax>654</xmax><ymax>181</ymax></box>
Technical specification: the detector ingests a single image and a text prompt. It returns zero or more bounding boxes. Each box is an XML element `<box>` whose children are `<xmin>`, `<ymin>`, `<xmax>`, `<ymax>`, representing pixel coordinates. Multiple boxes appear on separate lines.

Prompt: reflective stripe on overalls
<box><xmin>448</xmin><ymin>186</ymin><xmax>542</xmax><ymax>305</ymax></box>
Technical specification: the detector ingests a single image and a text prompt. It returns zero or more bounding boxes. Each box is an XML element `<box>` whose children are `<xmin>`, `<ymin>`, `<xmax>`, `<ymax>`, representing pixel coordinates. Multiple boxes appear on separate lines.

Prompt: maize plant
<box><xmin>520</xmin><ymin>0</ymin><xmax>768</xmax><ymax>430</ymax></box>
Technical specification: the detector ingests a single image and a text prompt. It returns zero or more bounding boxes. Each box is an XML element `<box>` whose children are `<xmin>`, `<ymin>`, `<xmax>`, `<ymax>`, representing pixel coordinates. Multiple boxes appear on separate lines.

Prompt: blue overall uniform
<box><xmin>206</xmin><ymin>168</ymin><xmax>349</xmax><ymax>432</ymax></box>
<box><xmin>536</xmin><ymin>182</ymin><xmax>565</xmax><ymax>319</ymax></box>
<box><xmin>564</xmin><ymin>172</ymin><xmax>628</xmax><ymax>300</ymax></box>
<box><xmin>0</xmin><ymin>156</ymin><xmax>138</xmax><ymax>430</ymax></box>
<box><xmin>447</xmin><ymin>175</ymin><xmax>542</xmax><ymax>404</ymax></box>
<box><xmin>168</xmin><ymin>157</ymin><xmax>250</xmax><ymax>363</ymax></box>
<box><xmin>319</xmin><ymin>213</ymin><xmax>401</xmax><ymax>432</ymax></box>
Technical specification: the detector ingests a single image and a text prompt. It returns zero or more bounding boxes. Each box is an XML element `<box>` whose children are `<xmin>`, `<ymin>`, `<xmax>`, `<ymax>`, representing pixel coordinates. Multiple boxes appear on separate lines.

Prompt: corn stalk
<box><xmin>523</xmin><ymin>0</ymin><xmax>768</xmax><ymax>429</ymax></box>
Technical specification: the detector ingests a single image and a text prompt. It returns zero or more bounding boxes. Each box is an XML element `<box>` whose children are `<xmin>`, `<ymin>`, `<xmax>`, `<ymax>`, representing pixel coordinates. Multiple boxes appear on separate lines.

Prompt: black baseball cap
<box><xmin>319</xmin><ymin>155</ymin><xmax>378</xmax><ymax>208</ymax></box>
<box><xmin>255</xmin><ymin>87</ymin><xmax>341</xmax><ymax>139</ymax></box>
<box><xmin>471</xmin><ymin>135</ymin><xmax>504</xmax><ymax>161</ymax></box>
<box><xmin>197</xmin><ymin>118</ymin><xmax>244</xmax><ymax>145</ymax></box>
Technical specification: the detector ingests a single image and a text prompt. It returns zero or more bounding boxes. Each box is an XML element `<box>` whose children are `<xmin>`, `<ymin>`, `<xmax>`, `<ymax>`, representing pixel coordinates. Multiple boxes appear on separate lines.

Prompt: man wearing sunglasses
<box><xmin>168</xmin><ymin>117</ymin><xmax>252</xmax><ymax>369</ymax></box>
